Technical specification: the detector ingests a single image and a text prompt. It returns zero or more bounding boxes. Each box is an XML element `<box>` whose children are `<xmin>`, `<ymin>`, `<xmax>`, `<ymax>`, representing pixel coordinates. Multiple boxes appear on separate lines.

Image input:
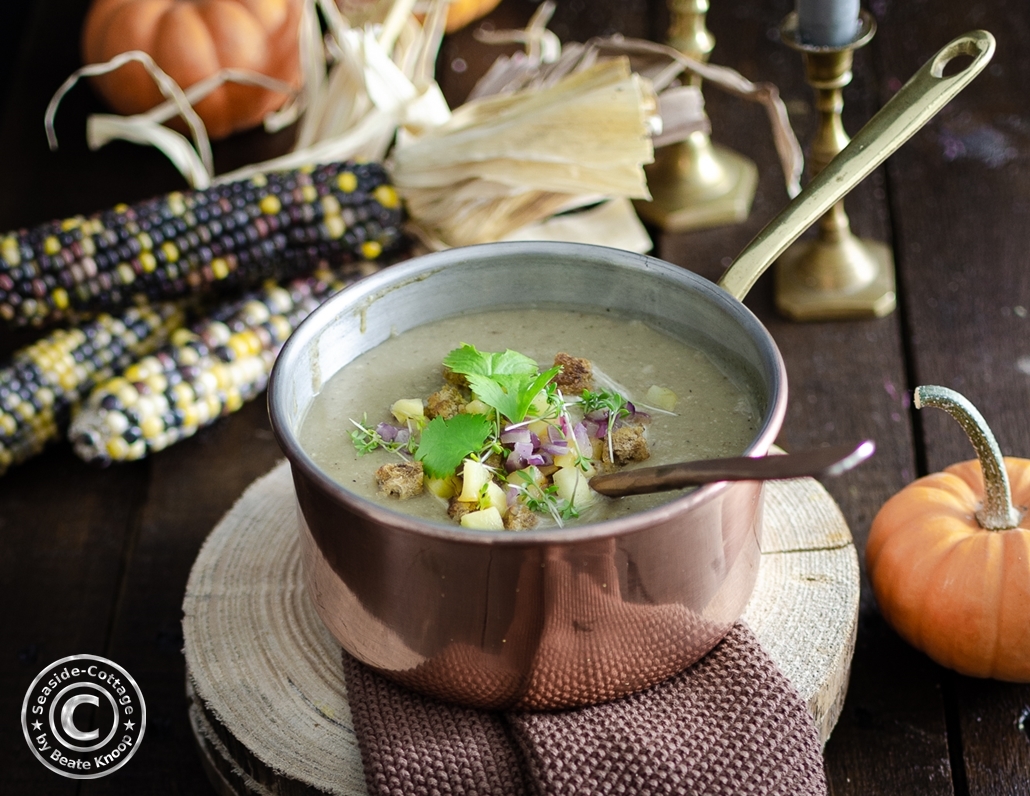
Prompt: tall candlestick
<box><xmin>775</xmin><ymin>10</ymin><xmax>896</xmax><ymax>321</ymax></box>
<box><xmin>796</xmin><ymin>0</ymin><xmax>860</xmax><ymax>47</ymax></box>
<box><xmin>633</xmin><ymin>0</ymin><xmax>758</xmax><ymax>233</ymax></box>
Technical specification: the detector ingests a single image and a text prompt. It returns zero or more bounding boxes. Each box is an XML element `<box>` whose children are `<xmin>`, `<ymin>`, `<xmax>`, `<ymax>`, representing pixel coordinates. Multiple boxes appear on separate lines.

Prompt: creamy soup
<box><xmin>299</xmin><ymin>308</ymin><xmax>761</xmax><ymax>526</ymax></box>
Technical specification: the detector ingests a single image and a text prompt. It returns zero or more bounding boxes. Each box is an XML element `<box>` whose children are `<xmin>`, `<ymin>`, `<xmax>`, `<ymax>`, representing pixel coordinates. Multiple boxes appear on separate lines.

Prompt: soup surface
<box><xmin>299</xmin><ymin>308</ymin><xmax>761</xmax><ymax>526</ymax></box>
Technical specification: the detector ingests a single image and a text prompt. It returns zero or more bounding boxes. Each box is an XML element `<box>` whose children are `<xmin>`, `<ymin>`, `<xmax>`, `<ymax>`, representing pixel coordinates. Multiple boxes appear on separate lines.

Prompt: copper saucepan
<box><xmin>268</xmin><ymin>31</ymin><xmax>993</xmax><ymax>709</ymax></box>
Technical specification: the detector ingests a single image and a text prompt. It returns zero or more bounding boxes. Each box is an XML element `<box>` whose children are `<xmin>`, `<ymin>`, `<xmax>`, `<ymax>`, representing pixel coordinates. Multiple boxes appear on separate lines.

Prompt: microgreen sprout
<box><xmin>349</xmin><ymin>415</ymin><xmax>413</xmax><ymax>459</ymax></box>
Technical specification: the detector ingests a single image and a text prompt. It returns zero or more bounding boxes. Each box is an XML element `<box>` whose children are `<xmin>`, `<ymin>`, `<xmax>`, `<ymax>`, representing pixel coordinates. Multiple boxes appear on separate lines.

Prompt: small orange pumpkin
<box><xmin>866</xmin><ymin>385</ymin><xmax>1030</xmax><ymax>682</ymax></box>
<box><xmin>438</xmin><ymin>0</ymin><xmax>503</xmax><ymax>32</ymax></box>
<box><xmin>81</xmin><ymin>0</ymin><xmax>303</xmax><ymax>140</ymax></box>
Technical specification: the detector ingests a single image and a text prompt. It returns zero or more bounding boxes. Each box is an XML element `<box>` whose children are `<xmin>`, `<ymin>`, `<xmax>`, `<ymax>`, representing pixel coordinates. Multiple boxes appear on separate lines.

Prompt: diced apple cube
<box><xmin>463</xmin><ymin>399</ymin><xmax>490</xmax><ymax>415</ymax></box>
<box><xmin>645</xmin><ymin>385</ymin><xmax>678</xmax><ymax>411</ymax></box>
<box><xmin>553</xmin><ymin>466</ymin><xmax>597</xmax><ymax>509</ymax></box>
<box><xmin>554</xmin><ymin>452</ymin><xmax>596</xmax><ymax>476</ymax></box>
<box><xmin>528</xmin><ymin>419</ymin><xmax>552</xmax><ymax>438</ymax></box>
<box><xmin>481</xmin><ymin>481</ymin><xmax>508</xmax><ymax>517</ymax></box>
<box><xmin>460</xmin><ymin>506</ymin><xmax>505</xmax><ymax>531</ymax></box>
<box><xmin>426</xmin><ymin>475</ymin><xmax>460</xmax><ymax>499</ymax></box>
<box><xmin>458</xmin><ymin>459</ymin><xmax>491</xmax><ymax>502</ymax></box>
<box><xmin>391</xmin><ymin>398</ymin><xmax>425</xmax><ymax>424</ymax></box>
<box><xmin>529</xmin><ymin>390</ymin><xmax>551</xmax><ymax>416</ymax></box>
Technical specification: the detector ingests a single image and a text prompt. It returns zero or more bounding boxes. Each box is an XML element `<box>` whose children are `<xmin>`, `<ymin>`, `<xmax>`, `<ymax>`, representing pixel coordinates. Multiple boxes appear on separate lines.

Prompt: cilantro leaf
<box><xmin>467</xmin><ymin>366</ymin><xmax>561</xmax><ymax>424</ymax></box>
<box><xmin>414</xmin><ymin>413</ymin><xmax>493</xmax><ymax>479</ymax></box>
<box><xmin>443</xmin><ymin>344</ymin><xmax>538</xmax><ymax>378</ymax></box>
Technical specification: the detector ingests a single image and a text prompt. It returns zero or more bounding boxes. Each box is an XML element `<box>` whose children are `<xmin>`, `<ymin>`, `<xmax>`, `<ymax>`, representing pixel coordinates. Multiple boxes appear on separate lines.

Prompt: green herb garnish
<box><xmin>414</xmin><ymin>413</ymin><xmax>493</xmax><ymax>479</ymax></box>
<box><xmin>443</xmin><ymin>343</ymin><xmax>561</xmax><ymax>424</ymax></box>
<box><xmin>350</xmin><ymin>415</ymin><xmax>413</xmax><ymax>457</ymax></box>
<box><xmin>580</xmin><ymin>388</ymin><xmax>631</xmax><ymax>420</ymax></box>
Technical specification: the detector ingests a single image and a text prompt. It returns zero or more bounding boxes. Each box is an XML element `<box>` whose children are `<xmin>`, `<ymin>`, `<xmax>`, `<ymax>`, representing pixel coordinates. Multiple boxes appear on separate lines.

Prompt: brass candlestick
<box><xmin>775</xmin><ymin>10</ymin><xmax>896</xmax><ymax>320</ymax></box>
<box><xmin>634</xmin><ymin>0</ymin><xmax>758</xmax><ymax>233</ymax></box>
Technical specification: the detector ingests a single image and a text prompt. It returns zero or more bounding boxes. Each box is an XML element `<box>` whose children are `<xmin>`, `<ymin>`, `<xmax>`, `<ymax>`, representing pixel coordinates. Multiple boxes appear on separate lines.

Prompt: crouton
<box><xmin>447</xmin><ymin>497</ymin><xmax>476</xmax><ymax>522</ymax></box>
<box><xmin>601</xmin><ymin>424</ymin><xmax>650</xmax><ymax>465</ymax></box>
<box><xmin>553</xmin><ymin>352</ymin><xmax>593</xmax><ymax>395</ymax></box>
<box><xmin>504</xmin><ymin>503</ymin><xmax>539</xmax><ymax>531</ymax></box>
<box><xmin>375</xmin><ymin>461</ymin><xmax>424</xmax><ymax>499</ymax></box>
<box><xmin>442</xmin><ymin>367</ymin><xmax>468</xmax><ymax>388</ymax></box>
<box><xmin>425</xmin><ymin>383</ymin><xmax>465</xmax><ymax>420</ymax></box>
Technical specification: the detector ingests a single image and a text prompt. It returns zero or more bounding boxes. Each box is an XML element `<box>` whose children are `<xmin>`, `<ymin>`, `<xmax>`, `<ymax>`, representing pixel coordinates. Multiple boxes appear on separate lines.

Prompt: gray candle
<box><xmin>796</xmin><ymin>0</ymin><xmax>860</xmax><ymax>46</ymax></box>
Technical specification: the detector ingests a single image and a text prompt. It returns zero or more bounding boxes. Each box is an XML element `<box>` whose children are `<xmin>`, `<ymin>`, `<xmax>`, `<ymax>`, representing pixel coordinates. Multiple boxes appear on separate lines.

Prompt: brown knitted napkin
<box><xmin>342</xmin><ymin>622</ymin><xmax>827</xmax><ymax>796</ymax></box>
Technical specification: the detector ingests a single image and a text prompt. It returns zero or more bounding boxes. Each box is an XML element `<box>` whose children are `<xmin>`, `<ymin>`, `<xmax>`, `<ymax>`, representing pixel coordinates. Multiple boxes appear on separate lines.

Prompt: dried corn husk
<box><xmin>472</xmin><ymin>3</ymin><xmax>802</xmax><ymax>197</ymax></box>
<box><xmin>391</xmin><ymin>57</ymin><xmax>657</xmax><ymax>247</ymax></box>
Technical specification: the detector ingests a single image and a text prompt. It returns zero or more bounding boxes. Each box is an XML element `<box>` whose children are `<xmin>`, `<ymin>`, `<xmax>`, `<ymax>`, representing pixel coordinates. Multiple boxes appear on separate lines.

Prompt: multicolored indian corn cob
<box><xmin>0</xmin><ymin>161</ymin><xmax>404</xmax><ymax>328</ymax></box>
<box><xmin>0</xmin><ymin>302</ymin><xmax>183</xmax><ymax>475</ymax></box>
<box><xmin>69</xmin><ymin>267</ymin><xmax>361</xmax><ymax>464</ymax></box>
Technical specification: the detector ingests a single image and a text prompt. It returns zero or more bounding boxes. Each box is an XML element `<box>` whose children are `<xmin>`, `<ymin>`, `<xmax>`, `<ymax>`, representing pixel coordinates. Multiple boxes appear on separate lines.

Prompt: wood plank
<box><xmin>81</xmin><ymin>400</ymin><xmax>285</xmax><ymax>796</ymax></box>
<box><xmin>878</xmin><ymin>1</ymin><xmax>1030</xmax><ymax>793</ymax></box>
<box><xmin>0</xmin><ymin>448</ymin><xmax>148</xmax><ymax>793</ymax></box>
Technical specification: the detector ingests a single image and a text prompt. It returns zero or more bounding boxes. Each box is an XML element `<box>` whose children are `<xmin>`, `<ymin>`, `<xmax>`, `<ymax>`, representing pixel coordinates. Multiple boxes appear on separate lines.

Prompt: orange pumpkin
<box><xmin>439</xmin><ymin>0</ymin><xmax>502</xmax><ymax>32</ymax></box>
<box><xmin>81</xmin><ymin>0</ymin><xmax>303</xmax><ymax>140</ymax></box>
<box><xmin>866</xmin><ymin>385</ymin><xmax>1030</xmax><ymax>682</ymax></box>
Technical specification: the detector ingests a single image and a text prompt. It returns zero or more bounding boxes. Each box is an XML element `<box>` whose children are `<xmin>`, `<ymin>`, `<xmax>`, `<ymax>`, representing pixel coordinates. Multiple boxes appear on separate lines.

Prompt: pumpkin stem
<box><xmin>914</xmin><ymin>385</ymin><xmax>1022</xmax><ymax>530</ymax></box>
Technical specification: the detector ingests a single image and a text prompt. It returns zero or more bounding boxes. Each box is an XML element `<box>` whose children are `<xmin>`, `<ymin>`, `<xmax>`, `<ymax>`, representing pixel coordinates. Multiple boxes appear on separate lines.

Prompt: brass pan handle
<box><xmin>718</xmin><ymin>30</ymin><xmax>995</xmax><ymax>301</ymax></box>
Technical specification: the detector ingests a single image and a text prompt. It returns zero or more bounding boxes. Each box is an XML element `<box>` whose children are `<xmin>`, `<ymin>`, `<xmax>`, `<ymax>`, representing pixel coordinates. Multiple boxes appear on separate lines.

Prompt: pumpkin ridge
<box><xmin>923</xmin><ymin>536</ymin><xmax>996</xmax><ymax>676</ymax></box>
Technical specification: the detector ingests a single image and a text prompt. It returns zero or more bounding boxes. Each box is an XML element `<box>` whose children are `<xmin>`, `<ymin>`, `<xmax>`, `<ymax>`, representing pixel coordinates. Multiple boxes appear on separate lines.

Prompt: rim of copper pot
<box><xmin>268</xmin><ymin>241</ymin><xmax>788</xmax><ymax>545</ymax></box>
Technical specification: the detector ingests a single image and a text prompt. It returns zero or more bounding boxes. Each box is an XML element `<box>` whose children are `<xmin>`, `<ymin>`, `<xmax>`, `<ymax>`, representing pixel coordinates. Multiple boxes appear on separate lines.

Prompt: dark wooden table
<box><xmin>2</xmin><ymin>0</ymin><xmax>1029</xmax><ymax>793</ymax></box>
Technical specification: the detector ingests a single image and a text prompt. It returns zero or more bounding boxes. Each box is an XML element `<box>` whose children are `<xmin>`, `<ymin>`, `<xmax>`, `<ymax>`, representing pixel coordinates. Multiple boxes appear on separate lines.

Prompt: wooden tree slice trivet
<box><xmin>183</xmin><ymin>460</ymin><xmax>860</xmax><ymax>796</ymax></box>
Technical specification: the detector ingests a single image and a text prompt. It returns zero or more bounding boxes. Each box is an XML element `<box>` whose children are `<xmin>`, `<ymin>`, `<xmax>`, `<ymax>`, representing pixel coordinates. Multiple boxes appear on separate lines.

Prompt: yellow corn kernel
<box><xmin>172</xmin><ymin>383</ymin><xmax>195</xmax><ymax>408</ymax></box>
<box><xmin>260</xmin><ymin>195</ymin><xmax>281</xmax><ymax>215</ymax></box>
<box><xmin>225</xmin><ymin>389</ymin><xmax>243</xmax><ymax>413</ymax></box>
<box><xmin>212</xmin><ymin>363</ymin><xmax>232</xmax><ymax>390</ymax></box>
<box><xmin>361</xmin><ymin>240</ymin><xmax>383</xmax><ymax>260</ymax></box>
<box><xmin>301</xmin><ymin>184</ymin><xmax>317</xmax><ymax>203</ymax></box>
<box><xmin>117</xmin><ymin>384</ymin><xmax>139</xmax><ymax>407</ymax></box>
<box><xmin>106</xmin><ymin>436</ymin><xmax>130</xmax><ymax>460</ymax></box>
<box><xmin>374</xmin><ymin>184</ymin><xmax>400</xmax><ymax>209</ymax></box>
<box><xmin>146</xmin><ymin>373</ymin><xmax>168</xmax><ymax>394</ymax></box>
<box><xmin>140</xmin><ymin>415</ymin><xmax>163</xmax><ymax>439</ymax></box>
<box><xmin>52</xmin><ymin>288</ymin><xmax>70</xmax><ymax>310</ymax></box>
<box><xmin>322</xmin><ymin>195</ymin><xmax>340</xmax><ymax>215</ymax></box>
<box><xmin>251</xmin><ymin>173</ymin><xmax>268</xmax><ymax>187</ymax></box>
<box><xmin>138</xmin><ymin>232</ymin><xmax>153</xmax><ymax>251</ymax></box>
<box><xmin>228</xmin><ymin>334</ymin><xmax>250</xmax><ymax>359</ymax></box>
<box><xmin>337</xmin><ymin>171</ymin><xmax>358</xmax><ymax>193</ymax></box>
<box><xmin>167</xmin><ymin>192</ymin><xmax>186</xmax><ymax>215</ymax></box>
<box><xmin>43</xmin><ymin>235</ymin><xmax>61</xmax><ymax>255</ymax></box>
<box><xmin>139</xmin><ymin>252</ymin><xmax>157</xmax><ymax>273</ymax></box>
<box><xmin>170</xmin><ymin>328</ymin><xmax>197</xmax><ymax>347</ymax></box>
<box><xmin>325</xmin><ymin>215</ymin><xmax>345</xmax><ymax>239</ymax></box>
<box><xmin>160</xmin><ymin>241</ymin><xmax>179</xmax><ymax>263</ymax></box>
<box><xmin>211</xmin><ymin>257</ymin><xmax>230</xmax><ymax>279</ymax></box>
<box><xmin>2</xmin><ymin>235</ymin><xmax>20</xmax><ymax>265</ymax></box>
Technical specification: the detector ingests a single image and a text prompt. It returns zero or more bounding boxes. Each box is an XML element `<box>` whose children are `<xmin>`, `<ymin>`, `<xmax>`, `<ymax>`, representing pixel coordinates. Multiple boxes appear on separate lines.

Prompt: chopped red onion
<box><xmin>541</xmin><ymin>440</ymin><xmax>569</xmax><ymax>457</ymax></box>
<box><xmin>376</xmin><ymin>422</ymin><xmax>399</xmax><ymax>442</ymax></box>
<box><xmin>526</xmin><ymin>452</ymin><xmax>552</xmax><ymax>467</ymax></box>
<box><xmin>395</xmin><ymin>428</ymin><xmax>411</xmax><ymax>445</ymax></box>
<box><xmin>501</xmin><ymin>427</ymin><xmax>532</xmax><ymax>445</ymax></box>
<box><xmin>573</xmin><ymin>422</ymin><xmax>591</xmax><ymax>453</ymax></box>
